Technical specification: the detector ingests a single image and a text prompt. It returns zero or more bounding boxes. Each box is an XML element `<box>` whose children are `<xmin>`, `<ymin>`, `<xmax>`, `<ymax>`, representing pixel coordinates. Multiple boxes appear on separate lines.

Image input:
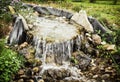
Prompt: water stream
<box><xmin>8</xmin><ymin>7</ymin><xmax>90</xmax><ymax>81</ymax></box>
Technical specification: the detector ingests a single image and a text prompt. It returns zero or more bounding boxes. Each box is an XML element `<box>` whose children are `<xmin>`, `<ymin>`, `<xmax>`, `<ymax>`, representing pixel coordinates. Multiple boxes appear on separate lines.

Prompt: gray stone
<box><xmin>19</xmin><ymin>14</ymin><xmax>29</xmax><ymax>30</ymax></box>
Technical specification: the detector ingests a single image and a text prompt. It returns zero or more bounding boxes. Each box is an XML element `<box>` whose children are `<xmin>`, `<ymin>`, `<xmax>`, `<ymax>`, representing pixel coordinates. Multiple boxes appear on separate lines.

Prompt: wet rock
<box><xmin>91</xmin><ymin>67</ymin><xmax>99</xmax><ymax>74</ymax></box>
<box><xmin>71</xmin><ymin>10</ymin><xmax>93</xmax><ymax>32</ymax></box>
<box><xmin>19</xmin><ymin>14</ymin><xmax>29</xmax><ymax>30</ymax></box>
<box><xmin>18</xmin><ymin>79</ymin><xmax>24</xmax><ymax>82</ymax></box>
<box><xmin>26</xmin><ymin>68</ymin><xmax>33</xmax><ymax>76</ymax></box>
<box><xmin>19</xmin><ymin>42</ymin><xmax>28</xmax><ymax>49</ymax></box>
<box><xmin>101</xmin><ymin>74</ymin><xmax>110</xmax><ymax>79</ymax></box>
<box><xmin>18</xmin><ymin>69</ymin><xmax>24</xmax><ymax>75</ymax></box>
<box><xmin>103</xmin><ymin>44</ymin><xmax>115</xmax><ymax>51</ymax></box>
<box><xmin>60</xmin><ymin>80</ymin><xmax>64</xmax><ymax>82</ymax></box>
<box><xmin>93</xmin><ymin>75</ymin><xmax>98</xmax><ymax>79</ymax></box>
<box><xmin>42</xmin><ymin>68</ymin><xmax>71</xmax><ymax>80</ymax></box>
<box><xmin>5</xmin><ymin>45</ymin><xmax>9</xmax><ymax>48</ymax></box>
<box><xmin>105</xmin><ymin>67</ymin><xmax>114</xmax><ymax>74</ymax></box>
<box><xmin>33</xmin><ymin>67</ymin><xmax>39</xmax><ymax>73</ymax></box>
<box><xmin>92</xmin><ymin>34</ymin><xmax>101</xmax><ymax>45</ymax></box>
<box><xmin>38</xmin><ymin>79</ymin><xmax>44</xmax><ymax>82</ymax></box>
<box><xmin>27</xmin><ymin>79</ymin><xmax>34</xmax><ymax>82</ymax></box>
<box><xmin>25</xmin><ymin>53</ymin><xmax>34</xmax><ymax>60</ymax></box>
<box><xmin>28</xmin><ymin>24</ymin><xmax>33</xmax><ymax>30</ymax></box>
<box><xmin>33</xmin><ymin>11</ymin><xmax>40</xmax><ymax>16</ymax></box>
<box><xmin>20</xmin><ymin>74</ymin><xmax>27</xmax><ymax>78</ymax></box>
<box><xmin>29</xmin><ymin>48</ymin><xmax>35</xmax><ymax>54</ymax></box>
<box><xmin>34</xmin><ymin>58</ymin><xmax>42</xmax><ymax>66</ymax></box>
<box><xmin>72</xmin><ymin>51</ymin><xmax>91</xmax><ymax>70</ymax></box>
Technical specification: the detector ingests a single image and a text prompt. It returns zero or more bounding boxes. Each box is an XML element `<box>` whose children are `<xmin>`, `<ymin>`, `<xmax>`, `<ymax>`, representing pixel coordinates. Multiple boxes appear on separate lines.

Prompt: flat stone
<box><xmin>71</xmin><ymin>10</ymin><xmax>94</xmax><ymax>32</ymax></box>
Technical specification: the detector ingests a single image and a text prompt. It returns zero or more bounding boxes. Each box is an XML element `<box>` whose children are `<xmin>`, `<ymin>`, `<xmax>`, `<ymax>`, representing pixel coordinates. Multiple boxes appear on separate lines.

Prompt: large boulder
<box><xmin>71</xmin><ymin>10</ymin><xmax>94</xmax><ymax>32</ymax></box>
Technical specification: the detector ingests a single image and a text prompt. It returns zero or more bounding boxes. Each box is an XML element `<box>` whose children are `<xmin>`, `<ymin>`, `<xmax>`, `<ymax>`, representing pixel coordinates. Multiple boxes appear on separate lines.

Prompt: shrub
<box><xmin>0</xmin><ymin>39</ymin><xmax>24</xmax><ymax>82</ymax></box>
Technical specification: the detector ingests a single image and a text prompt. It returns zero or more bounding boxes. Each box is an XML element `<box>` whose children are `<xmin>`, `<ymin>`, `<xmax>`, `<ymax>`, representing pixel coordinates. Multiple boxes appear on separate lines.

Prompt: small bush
<box><xmin>0</xmin><ymin>39</ymin><xmax>24</xmax><ymax>82</ymax></box>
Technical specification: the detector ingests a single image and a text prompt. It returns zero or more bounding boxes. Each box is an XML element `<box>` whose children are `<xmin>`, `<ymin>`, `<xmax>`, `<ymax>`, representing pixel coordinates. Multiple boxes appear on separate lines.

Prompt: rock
<box><xmin>26</xmin><ymin>68</ymin><xmax>33</xmax><ymax>76</ymax></box>
<box><xmin>18</xmin><ymin>69</ymin><xmax>24</xmax><ymax>75</ymax></box>
<box><xmin>92</xmin><ymin>34</ymin><xmax>101</xmax><ymax>45</ymax></box>
<box><xmin>91</xmin><ymin>67</ymin><xmax>99</xmax><ymax>74</ymax></box>
<box><xmin>25</xmin><ymin>53</ymin><xmax>34</xmax><ymax>60</ymax></box>
<box><xmin>72</xmin><ymin>51</ymin><xmax>91</xmax><ymax>70</ymax></box>
<box><xmin>20</xmin><ymin>75</ymin><xmax>27</xmax><ymax>78</ymax></box>
<box><xmin>19</xmin><ymin>14</ymin><xmax>29</xmax><ymax>30</ymax></box>
<box><xmin>103</xmin><ymin>44</ymin><xmax>115</xmax><ymax>51</ymax></box>
<box><xmin>33</xmin><ymin>11</ymin><xmax>40</xmax><ymax>16</ymax></box>
<box><xmin>29</xmin><ymin>48</ymin><xmax>35</xmax><ymax>54</ymax></box>
<box><xmin>18</xmin><ymin>79</ymin><xmax>24</xmax><ymax>82</ymax></box>
<box><xmin>34</xmin><ymin>58</ymin><xmax>42</xmax><ymax>66</ymax></box>
<box><xmin>71</xmin><ymin>10</ymin><xmax>93</xmax><ymax>32</ymax></box>
<box><xmin>93</xmin><ymin>75</ymin><xmax>98</xmax><ymax>79</ymax></box>
<box><xmin>27</xmin><ymin>79</ymin><xmax>34</xmax><ymax>82</ymax></box>
<box><xmin>60</xmin><ymin>80</ymin><xmax>64</xmax><ymax>82</ymax></box>
<box><xmin>101</xmin><ymin>41</ymin><xmax>106</xmax><ymax>45</ymax></box>
<box><xmin>33</xmin><ymin>67</ymin><xmax>39</xmax><ymax>73</ymax></box>
<box><xmin>5</xmin><ymin>45</ymin><xmax>9</xmax><ymax>48</ymax></box>
<box><xmin>28</xmin><ymin>24</ymin><xmax>33</xmax><ymax>29</ymax></box>
<box><xmin>38</xmin><ymin>79</ymin><xmax>44</xmax><ymax>82</ymax></box>
<box><xmin>19</xmin><ymin>42</ymin><xmax>28</xmax><ymax>49</ymax></box>
<box><xmin>101</xmin><ymin>74</ymin><xmax>110</xmax><ymax>79</ymax></box>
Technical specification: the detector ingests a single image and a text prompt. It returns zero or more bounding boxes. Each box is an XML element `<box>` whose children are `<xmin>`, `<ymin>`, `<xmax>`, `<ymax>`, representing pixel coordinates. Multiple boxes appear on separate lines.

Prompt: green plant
<box><xmin>72</xmin><ymin>5</ymin><xmax>81</xmax><ymax>12</ymax></box>
<box><xmin>0</xmin><ymin>39</ymin><xmax>24</xmax><ymax>82</ymax></box>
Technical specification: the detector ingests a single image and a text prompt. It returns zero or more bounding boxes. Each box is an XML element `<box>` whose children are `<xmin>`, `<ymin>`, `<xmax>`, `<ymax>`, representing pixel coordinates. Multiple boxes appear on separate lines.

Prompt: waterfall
<box><xmin>33</xmin><ymin>35</ymin><xmax>82</xmax><ymax>66</ymax></box>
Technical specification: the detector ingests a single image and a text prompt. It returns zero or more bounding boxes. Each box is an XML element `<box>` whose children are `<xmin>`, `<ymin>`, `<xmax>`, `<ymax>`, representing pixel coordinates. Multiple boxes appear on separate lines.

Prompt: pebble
<box><xmin>38</xmin><ymin>79</ymin><xmax>44</xmax><ymax>82</ymax></box>
<box><xmin>28</xmin><ymin>79</ymin><xmax>34</xmax><ymax>82</ymax></box>
<box><xmin>92</xmin><ymin>34</ymin><xmax>101</xmax><ymax>45</ymax></box>
<box><xmin>19</xmin><ymin>42</ymin><xmax>28</xmax><ymax>49</ymax></box>
<box><xmin>101</xmin><ymin>74</ymin><xmax>110</xmax><ymax>79</ymax></box>
<box><xmin>33</xmin><ymin>67</ymin><xmax>39</xmax><ymax>73</ymax></box>
<box><xmin>18</xmin><ymin>69</ymin><xmax>24</xmax><ymax>75</ymax></box>
<box><xmin>18</xmin><ymin>79</ymin><xmax>24</xmax><ymax>82</ymax></box>
<box><xmin>93</xmin><ymin>75</ymin><xmax>98</xmax><ymax>79</ymax></box>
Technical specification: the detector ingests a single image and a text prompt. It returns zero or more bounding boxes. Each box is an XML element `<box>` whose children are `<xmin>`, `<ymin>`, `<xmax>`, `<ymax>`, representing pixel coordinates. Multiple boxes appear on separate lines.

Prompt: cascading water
<box><xmin>8</xmin><ymin>5</ymin><xmax>94</xmax><ymax>81</ymax></box>
<box><xmin>29</xmin><ymin>16</ymin><xmax>86</xmax><ymax>81</ymax></box>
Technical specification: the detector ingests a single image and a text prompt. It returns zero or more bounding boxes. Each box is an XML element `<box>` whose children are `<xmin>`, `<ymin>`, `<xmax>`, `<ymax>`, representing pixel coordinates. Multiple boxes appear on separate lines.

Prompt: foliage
<box><xmin>0</xmin><ymin>39</ymin><xmax>24</xmax><ymax>82</ymax></box>
<box><xmin>72</xmin><ymin>5</ymin><xmax>81</xmax><ymax>12</ymax></box>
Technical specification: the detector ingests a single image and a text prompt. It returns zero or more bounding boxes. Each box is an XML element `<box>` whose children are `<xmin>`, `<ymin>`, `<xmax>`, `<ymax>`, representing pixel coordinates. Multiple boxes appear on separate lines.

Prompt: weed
<box><xmin>0</xmin><ymin>39</ymin><xmax>24</xmax><ymax>82</ymax></box>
